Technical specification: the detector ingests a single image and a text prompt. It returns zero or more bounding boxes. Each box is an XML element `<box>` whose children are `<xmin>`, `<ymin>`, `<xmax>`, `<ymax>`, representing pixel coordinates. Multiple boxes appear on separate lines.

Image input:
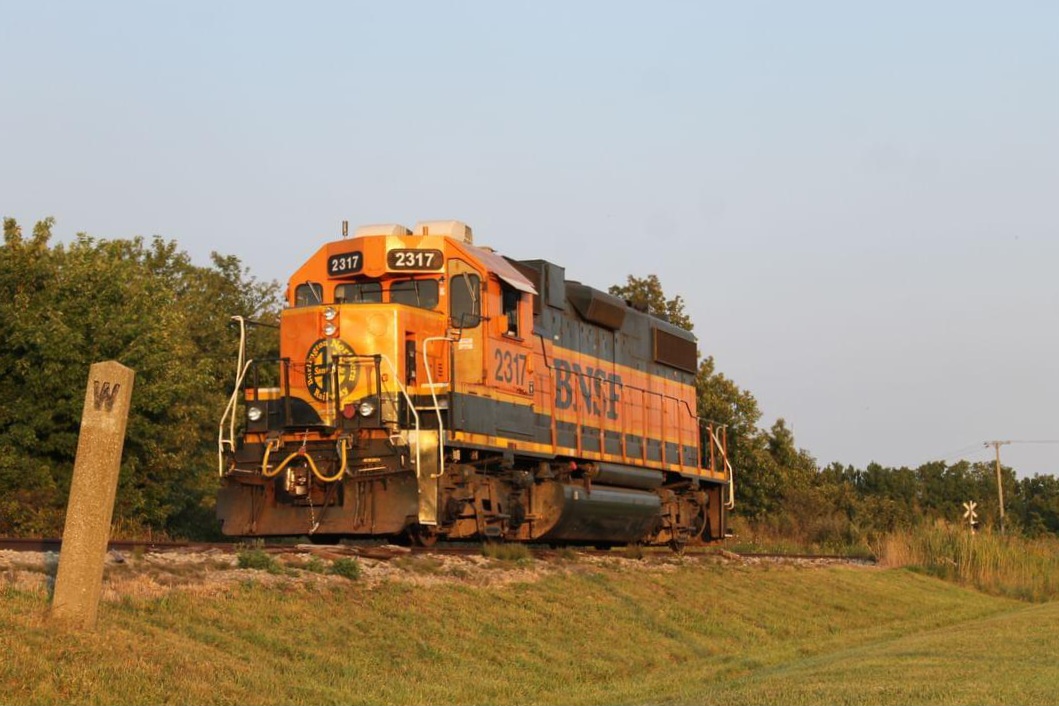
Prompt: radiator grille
<box><xmin>653</xmin><ymin>328</ymin><xmax>697</xmax><ymax>373</ymax></box>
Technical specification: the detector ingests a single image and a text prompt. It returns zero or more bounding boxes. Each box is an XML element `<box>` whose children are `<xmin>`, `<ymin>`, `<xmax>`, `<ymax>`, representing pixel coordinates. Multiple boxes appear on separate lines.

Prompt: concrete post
<box><xmin>51</xmin><ymin>361</ymin><xmax>135</xmax><ymax>630</ymax></box>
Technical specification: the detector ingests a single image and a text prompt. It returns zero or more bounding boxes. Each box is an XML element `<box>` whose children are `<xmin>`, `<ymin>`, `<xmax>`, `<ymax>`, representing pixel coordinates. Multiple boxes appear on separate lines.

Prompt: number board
<box><xmin>327</xmin><ymin>251</ymin><xmax>364</xmax><ymax>278</ymax></box>
<box><xmin>387</xmin><ymin>249</ymin><xmax>444</xmax><ymax>271</ymax></box>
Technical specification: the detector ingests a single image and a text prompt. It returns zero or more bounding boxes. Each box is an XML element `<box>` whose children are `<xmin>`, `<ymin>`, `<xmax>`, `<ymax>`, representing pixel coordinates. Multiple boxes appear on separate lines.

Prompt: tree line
<box><xmin>1</xmin><ymin>219</ymin><xmax>1056</xmax><ymax>542</ymax></box>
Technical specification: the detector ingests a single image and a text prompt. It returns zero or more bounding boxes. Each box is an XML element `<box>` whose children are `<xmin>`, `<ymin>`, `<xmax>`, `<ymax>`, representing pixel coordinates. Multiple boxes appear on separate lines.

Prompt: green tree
<box><xmin>609</xmin><ymin>274</ymin><xmax>693</xmax><ymax>330</ymax></box>
<box><xmin>0</xmin><ymin>218</ymin><xmax>280</xmax><ymax>537</ymax></box>
<box><xmin>694</xmin><ymin>355</ymin><xmax>780</xmax><ymax>519</ymax></box>
<box><xmin>766</xmin><ymin>418</ymin><xmax>817</xmax><ymax>484</ymax></box>
<box><xmin>1015</xmin><ymin>474</ymin><xmax>1059</xmax><ymax>537</ymax></box>
<box><xmin>0</xmin><ymin>217</ymin><xmax>68</xmax><ymax>533</ymax></box>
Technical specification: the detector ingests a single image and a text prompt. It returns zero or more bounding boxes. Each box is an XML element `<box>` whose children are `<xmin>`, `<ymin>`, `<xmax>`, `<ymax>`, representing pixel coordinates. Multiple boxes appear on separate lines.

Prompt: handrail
<box><xmin>218</xmin><ymin>316</ymin><xmax>253</xmax><ymax>476</ymax></box>
<box><xmin>318</xmin><ymin>351</ymin><xmax>424</xmax><ymax>478</ymax></box>
<box><xmin>423</xmin><ymin>336</ymin><xmax>453</xmax><ymax>478</ymax></box>
<box><xmin>322</xmin><ymin>350</ymin><xmax>420</xmax><ymax>439</ymax></box>
<box><xmin>375</xmin><ymin>353</ymin><xmax>422</xmax><ymax>478</ymax></box>
<box><xmin>707</xmin><ymin>424</ymin><xmax>735</xmax><ymax>510</ymax></box>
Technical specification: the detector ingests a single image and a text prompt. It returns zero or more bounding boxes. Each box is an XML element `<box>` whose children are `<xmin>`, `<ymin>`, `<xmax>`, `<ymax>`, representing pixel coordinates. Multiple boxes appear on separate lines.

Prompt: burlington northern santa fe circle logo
<box><xmin>305</xmin><ymin>338</ymin><xmax>359</xmax><ymax>401</ymax></box>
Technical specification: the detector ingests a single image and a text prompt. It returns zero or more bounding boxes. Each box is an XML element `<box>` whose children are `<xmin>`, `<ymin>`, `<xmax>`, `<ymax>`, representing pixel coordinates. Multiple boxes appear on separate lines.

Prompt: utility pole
<box><xmin>985</xmin><ymin>440</ymin><xmax>1010</xmax><ymax>533</ymax></box>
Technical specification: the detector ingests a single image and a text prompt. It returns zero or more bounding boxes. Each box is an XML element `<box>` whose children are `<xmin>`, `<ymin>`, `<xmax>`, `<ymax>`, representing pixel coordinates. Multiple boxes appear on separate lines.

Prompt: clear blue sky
<box><xmin>3</xmin><ymin>1</ymin><xmax>1057</xmax><ymax>476</ymax></box>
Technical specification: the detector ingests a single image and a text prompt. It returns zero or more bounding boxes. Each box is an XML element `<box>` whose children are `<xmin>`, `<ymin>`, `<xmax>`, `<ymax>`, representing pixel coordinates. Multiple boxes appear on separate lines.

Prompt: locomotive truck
<box><xmin>216</xmin><ymin>220</ymin><xmax>732</xmax><ymax>548</ymax></box>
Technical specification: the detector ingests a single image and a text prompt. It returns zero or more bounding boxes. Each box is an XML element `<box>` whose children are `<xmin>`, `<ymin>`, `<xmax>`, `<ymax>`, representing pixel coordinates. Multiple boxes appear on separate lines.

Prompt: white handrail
<box><xmin>708</xmin><ymin>426</ymin><xmax>735</xmax><ymax>510</ymax></box>
<box><xmin>375</xmin><ymin>354</ymin><xmax>421</xmax><ymax>477</ymax></box>
<box><xmin>422</xmin><ymin>336</ymin><xmax>452</xmax><ymax>478</ymax></box>
<box><xmin>217</xmin><ymin>316</ymin><xmax>253</xmax><ymax>476</ymax></box>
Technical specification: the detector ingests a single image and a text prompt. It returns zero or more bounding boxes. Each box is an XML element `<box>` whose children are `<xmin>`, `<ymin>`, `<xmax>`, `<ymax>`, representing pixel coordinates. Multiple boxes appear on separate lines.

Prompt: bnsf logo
<box><xmin>553</xmin><ymin>358</ymin><xmax>621</xmax><ymax>420</ymax></box>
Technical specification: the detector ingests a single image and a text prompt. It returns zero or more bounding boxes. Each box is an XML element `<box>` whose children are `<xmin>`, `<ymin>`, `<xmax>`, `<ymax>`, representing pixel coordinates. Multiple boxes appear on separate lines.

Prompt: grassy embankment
<box><xmin>3</xmin><ymin>533</ymin><xmax>1059</xmax><ymax>705</ymax></box>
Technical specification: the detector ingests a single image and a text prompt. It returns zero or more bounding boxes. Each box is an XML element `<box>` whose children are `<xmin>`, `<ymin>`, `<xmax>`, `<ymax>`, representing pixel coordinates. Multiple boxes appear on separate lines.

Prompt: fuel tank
<box><xmin>535</xmin><ymin>482</ymin><xmax>661</xmax><ymax>544</ymax></box>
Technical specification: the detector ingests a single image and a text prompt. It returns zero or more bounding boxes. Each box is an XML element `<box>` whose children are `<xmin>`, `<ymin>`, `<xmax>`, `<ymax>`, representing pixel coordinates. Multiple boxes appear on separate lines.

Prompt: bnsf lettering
<box><xmin>553</xmin><ymin>358</ymin><xmax>620</xmax><ymax>420</ymax></box>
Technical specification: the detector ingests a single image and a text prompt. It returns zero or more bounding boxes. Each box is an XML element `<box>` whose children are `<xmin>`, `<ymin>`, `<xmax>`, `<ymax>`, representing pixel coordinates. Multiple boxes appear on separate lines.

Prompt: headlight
<box><xmin>323</xmin><ymin>306</ymin><xmax>337</xmax><ymax>321</ymax></box>
<box><xmin>358</xmin><ymin>400</ymin><xmax>377</xmax><ymax>417</ymax></box>
<box><xmin>247</xmin><ymin>405</ymin><xmax>263</xmax><ymax>422</ymax></box>
<box><xmin>323</xmin><ymin>322</ymin><xmax>337</xmax><ymax>336</ymax></box>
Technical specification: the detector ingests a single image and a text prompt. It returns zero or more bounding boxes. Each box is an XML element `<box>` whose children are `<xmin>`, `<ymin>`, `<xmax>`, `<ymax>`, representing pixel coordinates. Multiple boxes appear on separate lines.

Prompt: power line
<box><xmin>936</xmin><ymin>443</ymin><xmax>985</xmax><ymax>459</ymax></box>
<box><xmin>918</xmin><ymin>442</ymin><xmax>990</xmax><ymax>467</ymax></box>
<box><xmin>917</xmin><ymin>439</ymin><xmax>1059</xmax><ymax>469</ymax></box>
<box><xmin>997</xmin><ymin>440</ymin><xmax>1059</xmax><ymax>445</ymax></box>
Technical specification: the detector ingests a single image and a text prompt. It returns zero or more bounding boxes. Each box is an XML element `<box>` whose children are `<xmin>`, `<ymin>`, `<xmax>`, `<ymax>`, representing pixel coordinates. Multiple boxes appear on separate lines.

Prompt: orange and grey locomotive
<box><xmin>216</xmin><ymin>220</ymin><xmax>732</xmax><ymax>547</ymax></box>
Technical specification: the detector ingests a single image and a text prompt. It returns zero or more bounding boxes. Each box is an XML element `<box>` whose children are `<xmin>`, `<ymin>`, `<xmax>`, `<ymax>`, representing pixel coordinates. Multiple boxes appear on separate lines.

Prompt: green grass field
<box><xmin>2</xmin><ymin>552</ymin><xmax>1057</xmax><ymax>705</ymax></box>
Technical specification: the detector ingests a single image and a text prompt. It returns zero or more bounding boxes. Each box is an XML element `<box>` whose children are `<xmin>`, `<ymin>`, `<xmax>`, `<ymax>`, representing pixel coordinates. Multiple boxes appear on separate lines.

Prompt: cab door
<box><xmin>419</xmin><ymin>257</ymin><xmax>482</xmax><ymax>527</ymax></box>
<box><xmin>446</xmin><ymin>258</ymin><xmax>485</xmax><ymax>387</ymax></box>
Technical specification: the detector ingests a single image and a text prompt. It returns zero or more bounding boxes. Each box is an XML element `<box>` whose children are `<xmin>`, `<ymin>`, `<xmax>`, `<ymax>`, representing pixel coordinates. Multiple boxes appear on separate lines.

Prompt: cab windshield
<box><xmin>325</xmin><ymin>277</ymin><xmax>440</xmax><ymax>310</ymax></box>
<box><xmin>389</xmin><ymin>278</ymin><xmax>439</xmax><ymax>310</ymax></box>
<box><xmin>335</xmin><ymin>282</ymin><xmax>382</xmax><ymax>303</ymax></box>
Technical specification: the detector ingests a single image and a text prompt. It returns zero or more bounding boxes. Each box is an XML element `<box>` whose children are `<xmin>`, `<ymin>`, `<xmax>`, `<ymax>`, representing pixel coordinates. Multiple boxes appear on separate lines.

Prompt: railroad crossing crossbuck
<box><xmin>962</xmin><ymin>501</ymin><xmax>978</xmax><ymax>532</ymax></box>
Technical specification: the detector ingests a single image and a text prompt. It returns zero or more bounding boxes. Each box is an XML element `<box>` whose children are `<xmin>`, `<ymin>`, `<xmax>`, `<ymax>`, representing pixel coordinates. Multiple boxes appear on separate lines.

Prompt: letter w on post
<box><xmin>92</xmin><ymin>381</ymin><xmax>121</xmax><ymax>412</ymax></box>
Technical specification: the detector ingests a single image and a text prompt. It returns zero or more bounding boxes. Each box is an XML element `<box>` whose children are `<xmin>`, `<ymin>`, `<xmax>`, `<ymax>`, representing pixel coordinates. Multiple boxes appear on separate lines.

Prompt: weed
<box><xmin>204</xmin><ymin>558</ymin><xmax>235</xmax><ymax>571</ymax></box>
<box><xmin>237</xmin><ymin>548</ymin><xmax>281</xmax><ymax>574</ymax></box>
<box><xmin>725</xmin><ymin>515</ymin><xmax>874</xmax><ymax>558</ymax></box>
<box><xmin>482</xmin><ymin>542</ymin><xmax>533</xmax><ymax>565</ymax></box>
<box><xmin>623</xmin><ymin>544</ymin><xmax>645</xmax><ymax>560</ymax></box>
<box><xmin>329</xmin><ymin>557</ymin><xmax>362</xmax><ymax>581</ymax></box>
<box><xmin>302</xmin><ymin>556</ymin><xmax>327</xmax><ymax>574</ymax></box>
<box><xmin>876</xmin><ymin>525</ymin><xmax>1059</xmax><ymax>602</ymax></box>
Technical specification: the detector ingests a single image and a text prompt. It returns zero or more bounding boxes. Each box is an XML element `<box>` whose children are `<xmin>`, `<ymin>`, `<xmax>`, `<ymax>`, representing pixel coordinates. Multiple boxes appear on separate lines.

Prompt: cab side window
<box><xmin>450</xmin><ymin>273</ymin><xmax>481</xmax><ymax>328</ymax></box>
<box><xmin>500</xmin><ymin>281</ymin><xmax>520</xmax><ymax>337</ymax></box>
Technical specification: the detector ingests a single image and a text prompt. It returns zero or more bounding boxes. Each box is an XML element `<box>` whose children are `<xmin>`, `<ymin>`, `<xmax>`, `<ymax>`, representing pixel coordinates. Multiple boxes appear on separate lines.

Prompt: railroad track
<box><xmin>0</xmin><ymin>537</ymin><xmax>231</xmax><ymax>553</ymax></box>
<box><xmin>0</xmin><ymin>536</ymin><xmax>874</xmax><ymax>564</ymax></box>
